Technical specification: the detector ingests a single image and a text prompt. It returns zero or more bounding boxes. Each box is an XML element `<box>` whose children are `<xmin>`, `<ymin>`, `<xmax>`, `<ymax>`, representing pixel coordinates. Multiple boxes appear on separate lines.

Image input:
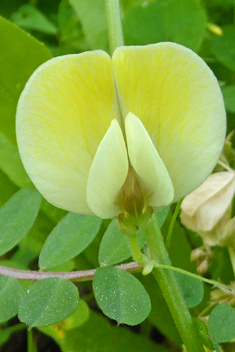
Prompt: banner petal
<box><xmin>113</xmin><ymin>43</ymin><xmax>226</xmax><ymax>201</ymax></box>
<box><xmin>16</xmin><ymin>51</ymin><xmax>120</xmax><ymax>214</ymax></box>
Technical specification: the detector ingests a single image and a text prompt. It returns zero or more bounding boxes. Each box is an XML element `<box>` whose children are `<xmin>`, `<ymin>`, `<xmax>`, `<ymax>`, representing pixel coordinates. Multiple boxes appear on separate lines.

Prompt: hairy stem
<box><xmin>0</xmin><ymin>262</ymin><xmax>141</xmax><ymax>281</ymax></box>
<box><xmin>145</xmin><ymin>216</ymin><xmax>205</xmax><ymax>352</ymax></box>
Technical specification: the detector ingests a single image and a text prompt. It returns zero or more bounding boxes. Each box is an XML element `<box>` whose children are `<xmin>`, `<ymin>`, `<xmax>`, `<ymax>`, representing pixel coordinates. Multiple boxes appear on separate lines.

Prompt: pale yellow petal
<box><xmin>125</xmin><ymin>112</ymin><xmax>174</xmax><ymax>208</ymax></box>
<box><xmin>86</xmin><ymin>119</ymin><xmax>128</xmax><ymax>219</ymax></box>
<box><xmin>16</xmin><ymin>51</ymin><xmax>120</xmax><ymax>214</ymax></box>
<box><xmin>181</xmin><ymin>171</ymin><xmax>235</xmax><ymax>232</ymax></box>
<box><xmin>113</xmin><ymin>43</ymin><xmax>226</xmax><ymax>201</ymax></box>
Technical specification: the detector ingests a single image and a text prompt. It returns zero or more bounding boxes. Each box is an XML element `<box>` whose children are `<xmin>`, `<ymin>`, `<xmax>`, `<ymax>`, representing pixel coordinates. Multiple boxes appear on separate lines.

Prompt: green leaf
<box><xmin>175</xmin><ymin>272</ymin><xmax>204</xmax><ymax>308</ymax></box>
<box><xmin>93</xmin><ymin>266</ymin><xmax>151</xmax><ymax>325</ymax></box>
<box><xmin>18</xmin><ymin>278</ymin><xmax>79</xmax><ymax>328</ymax></box>
<box><xmin>69</xmin><ymin>0</ymin><xmax>109</xmax><ymax>51</ymax></box>
<box><xmin>211</xmin><ymin>26</ymin><xmax>235</xmax><ymax>72</ymax></box>
<box><xmin>11</xmin><ymin>5</ymin><xmax>57</xmax><ymax>35</ymax></box>
<box><xmin>209</xmin><ymin>303</ymin><xmax>235</xmax><ymax>343</ymax></box>
<box><xmin>0</xmin><ymin>189</ymin><xmax>42</xmax><ymax>256</ymax></box>
<box><xmin>123</xmin><ymin>0</ymin><xmax>206</xmax><ymax>51</ymax></box>
<box><xmin>0</xmin><ymin>276</ymin><xmax>22</xmax><ymax>323</ymax></box>
<box><xmin>222</xmin><ymin>85</ymin><xmax>235</xmax><ymax>113</ymax></box>
<box><xmin>39</xmin><ymin>213</ymin><xmax>102</xmax><ymax>269</ymax></box>
<box><xmin>0</xmin><ymin>131</ymin><xmax>32</xmax><ymax>188</ymax></box>
<box><xmin>0</xmin><ymin>16</ymin><xmax>51</xmax><ymax>144</ymax></box>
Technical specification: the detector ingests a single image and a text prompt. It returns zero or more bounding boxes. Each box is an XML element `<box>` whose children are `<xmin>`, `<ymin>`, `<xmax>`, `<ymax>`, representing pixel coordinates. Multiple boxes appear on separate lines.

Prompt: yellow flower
<box><xmin>16</xmin><ymin>43</ymin><xmax>226</xmax><ymax>219</ymax></box>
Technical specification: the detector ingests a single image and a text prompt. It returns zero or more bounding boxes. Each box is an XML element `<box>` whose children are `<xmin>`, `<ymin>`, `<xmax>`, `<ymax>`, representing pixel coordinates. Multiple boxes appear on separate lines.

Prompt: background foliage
<box><xmin>0</xmin><ymin>0</ymin><xmax>235</xmax><ymax>351</ymax></box>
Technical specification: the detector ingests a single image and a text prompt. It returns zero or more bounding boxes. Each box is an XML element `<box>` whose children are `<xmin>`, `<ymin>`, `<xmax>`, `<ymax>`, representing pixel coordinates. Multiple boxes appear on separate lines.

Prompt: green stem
<box><xmin>3</xmin><ymin>323</ymin><xmax>25</xmax><ymax>335</ymax></box>
<box><xmin>153</xmin><ymin>262</ymin><xmax>229</xmax><ymax>291</ymax></box>
<box><xmin>128</xmin><ymin>236</ymin><xmax>144</xmax><ymax>263</ymax></box>
<box><xmin>145</xmin><ymin>217</ymin><xmax>205</xmax><ymax>352</ymax></box>
<box><xmin>166</xmin><ymin>199</ymin><xmax>183</xmax><ymax>250</ymax></box>
<box><xmin>27</xmin><ymin>329</ymin><xmax>37</xmax><ymax>352</ymax></box>
<box><xmin>105</xmin><ymin>0</ymin><xmax>124</xmax><ymax>54</ymax></box>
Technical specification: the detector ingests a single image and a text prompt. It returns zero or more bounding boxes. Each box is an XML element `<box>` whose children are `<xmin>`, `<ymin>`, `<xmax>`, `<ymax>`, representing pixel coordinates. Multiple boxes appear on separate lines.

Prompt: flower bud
<box><xmin>181</xmin><ymin>171</ymin><xmax>235</xmax><ymax>245</ymax></box>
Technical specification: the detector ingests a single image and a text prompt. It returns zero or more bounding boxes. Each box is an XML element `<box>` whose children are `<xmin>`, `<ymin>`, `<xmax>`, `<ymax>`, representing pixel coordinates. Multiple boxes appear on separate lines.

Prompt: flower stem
<box><xmin>153</xmin><ymin>262</ymin><xmax>229</xmax><ymax>290</ymax></box>
<box><xmin>27</xmin><ymin>329</ymin><xmax>37</xmax><ymax>352</ymax></box>
<box><xmin>128</xmin><ymin>235</ymin><xmax>145</xmax><ymax>263</ymax></box>
<box><xmin>105</xmin><ymin>0</ymin><xmax>124</xmax><ymax>54</ymax></box>
<box><xmin>145</xmin><ymin>216</ymin><xmax>205</xmax><ymax>352</ymax></box>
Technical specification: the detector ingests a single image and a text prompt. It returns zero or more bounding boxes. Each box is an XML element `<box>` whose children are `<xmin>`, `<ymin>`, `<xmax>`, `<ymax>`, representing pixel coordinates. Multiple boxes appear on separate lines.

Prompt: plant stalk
<box><xmin>105</xmin><ymin>0</ymin><xmax>124</xmax><ymax>53</ymax></box>
<box><xmin>145</xmin><ymin>217</ymin><xmax>205</xmax><ymax>352</ymax></box>
<box><xmin>128</xmin><ymin>235</ymin><xmax>145</xmax><ymax>263</ymax></box>
<box><xmin>27</xmin><ymin>329</ymin><xmax>37</xmax><ymax>352</ymax></box>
